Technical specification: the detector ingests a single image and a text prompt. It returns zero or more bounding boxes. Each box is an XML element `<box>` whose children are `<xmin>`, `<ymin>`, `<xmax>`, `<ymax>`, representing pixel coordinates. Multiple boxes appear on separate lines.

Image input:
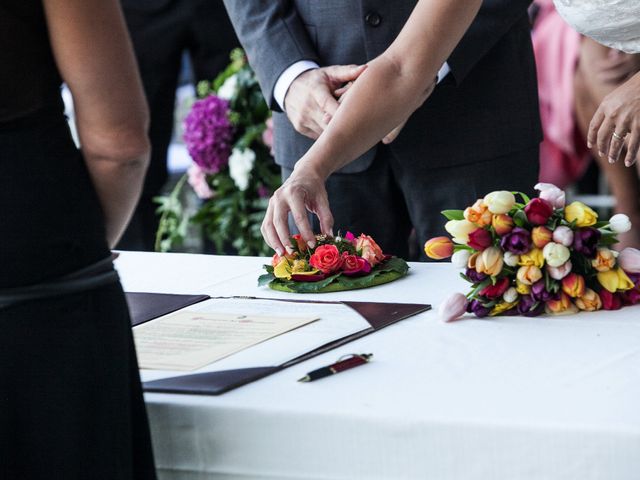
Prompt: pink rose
<box><xmin>187</xmin><ymin>164</ymin><xmax>214</xmax><ymax>199</ymax></box>
<box><xmin>355</xmin><ymin>234</ymin><xmax>385</xmax><ymax>267</ymax></box>
<box><xmin>341</xmin><ymin>253</ymin><xmax>372</xmax><ymax>276</ymax></box>
<box><xmin>309</xmin><ymin>244</ymin><xmax>343</xmax><ymax>274</ymax></box>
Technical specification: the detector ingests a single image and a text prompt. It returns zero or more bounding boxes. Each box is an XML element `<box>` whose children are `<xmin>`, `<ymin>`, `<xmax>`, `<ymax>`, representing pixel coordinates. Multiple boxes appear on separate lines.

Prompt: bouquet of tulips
<box><xmin>259</xmin><ymin>232</ymin><xmax>409</xmax><ymax>293</ymax></box>
<box><xmin>424</xmin><ymin>183</ymin><xmax>640</xmax><ymax>321</ymax></box>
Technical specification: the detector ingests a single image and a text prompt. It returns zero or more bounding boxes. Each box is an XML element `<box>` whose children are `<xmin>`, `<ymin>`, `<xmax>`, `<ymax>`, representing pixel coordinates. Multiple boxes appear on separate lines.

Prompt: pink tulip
<box><xmin>552</xmin><ymin>226</ymin><xmax>574</xmax><ymax>247</ymax></box>
<box><xmin>546</xmin><ymin>260</ymin><xmax>572</xmax><ymax>280</ymax></box>
<box><xmin>438</xmin><ymin>293</ymin><xmax>469</xmax><ymax>323</ymax></box>
<box><xmin>618</xmin><ymin>248</ymin><xmax>640</xmax><ymax>274</ymax></box>
<box><xmin>534</xmin><ymin>183</ymin><xmax>566</xmax><ymax>209</ymax></box>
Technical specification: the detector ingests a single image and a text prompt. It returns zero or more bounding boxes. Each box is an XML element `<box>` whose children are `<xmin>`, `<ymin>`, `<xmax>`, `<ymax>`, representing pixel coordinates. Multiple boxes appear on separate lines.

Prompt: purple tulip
<box><xmin>465</xmin><ymin>268</ymin><xmax>487</xmax><ymax>283</ymax></box>
<box><xmin>467</xmin><ymin>299</ymin><xmax>491</xmax><ymax>318</ymax></box>
<box><xmin>572</xmin><ymin>227</ymin><xmax>601</xmax><ymax>258</ymax></box>
<box><xmin>531</xmin><ymin>280</ymin><xmax>556</xmax><ymax>302</ymax></box>
<box><xmin>627</xmin><ymin>272</ymin><xmax>640</xmax><ymax>286</ymax></box>
<box><xmin>516</xmin><ymin>295</ymin><xmax>545</xmax><ymax>317</ymax></box>
<box><xmin>500</xmin><ymin>227</ymin><xmax>532</xmax><ymax>255</ymax></box>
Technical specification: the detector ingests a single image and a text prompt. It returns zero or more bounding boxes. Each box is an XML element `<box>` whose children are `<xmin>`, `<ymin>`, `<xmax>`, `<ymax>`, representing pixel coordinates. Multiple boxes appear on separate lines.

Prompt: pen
<box><xmin>297</xmin><ymin>353</ymin><xmax>373</xmax><ymax>382</ymax></box>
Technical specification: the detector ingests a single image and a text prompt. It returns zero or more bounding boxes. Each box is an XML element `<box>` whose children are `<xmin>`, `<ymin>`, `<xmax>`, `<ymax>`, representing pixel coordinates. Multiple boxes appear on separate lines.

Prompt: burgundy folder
<box><xmin>141</xmin><ymin>297</ymin><xmax>431</xmax><ymax>395</ymax></box>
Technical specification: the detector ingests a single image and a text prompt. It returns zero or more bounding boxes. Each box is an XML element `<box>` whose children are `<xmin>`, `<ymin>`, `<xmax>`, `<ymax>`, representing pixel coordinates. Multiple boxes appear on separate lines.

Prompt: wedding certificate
<box><xmin>134</xmin><ymin>309</ymin><xmax>319</xmax><ymax>371</ymax></box>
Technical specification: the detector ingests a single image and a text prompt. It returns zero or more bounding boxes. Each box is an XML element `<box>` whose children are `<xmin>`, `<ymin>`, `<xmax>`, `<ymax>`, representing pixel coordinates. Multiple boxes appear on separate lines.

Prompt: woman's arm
<box><xmin>262</xmin><ymin>0</ymin><xmax>482</xmax><ymax>255</ymax></box>
<box><xmin>43</xmin><ymin>0</ymin><xmax>150</xmax><ymax>248</ymax></box>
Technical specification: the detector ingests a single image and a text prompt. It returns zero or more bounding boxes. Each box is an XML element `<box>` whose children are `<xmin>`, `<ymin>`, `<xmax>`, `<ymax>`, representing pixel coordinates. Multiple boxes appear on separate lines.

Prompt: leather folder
<box><xmin>141</xmin><ymin>297</ymin><xmax>430</xmax><ymax>395</ymax></box>
<box><xmin>126</xmin><ymin>292</ymin><xmax>210</xmax><ymax>327</ymax></box>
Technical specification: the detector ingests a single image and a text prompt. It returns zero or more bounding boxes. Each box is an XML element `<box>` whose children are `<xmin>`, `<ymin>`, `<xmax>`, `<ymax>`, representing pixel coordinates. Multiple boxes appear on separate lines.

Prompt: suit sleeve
<box><xmin>447</xmin><ymin>0</ymin><xmax>534</xmax><ymax>84</ymax></box>
<box><xmin>222</xmin><ymin>0</ymin><xmax>320</xmax><ymax>111</ymax></box>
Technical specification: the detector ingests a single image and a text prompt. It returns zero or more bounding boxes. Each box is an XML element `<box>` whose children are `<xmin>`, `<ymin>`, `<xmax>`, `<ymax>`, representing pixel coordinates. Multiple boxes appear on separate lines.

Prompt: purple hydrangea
<box><xmin>183</xmin><ymin>95</ymin><xmax>234</xmax><ymax>173</ymax></box>
<box><xmin>500</xmin><ymin>227</ymin><xmax>532</xmax><ymax>254</ymax></box>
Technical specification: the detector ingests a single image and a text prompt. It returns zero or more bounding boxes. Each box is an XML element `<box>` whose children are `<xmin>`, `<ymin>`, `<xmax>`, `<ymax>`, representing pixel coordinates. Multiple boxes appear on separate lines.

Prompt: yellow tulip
<box><xmin>489</xmin><ymin>301</ymin><xmax>518</xmax><ymax>316</ymax></box>
<box><xmin>516</xmin><ymin>280</ymin><xmax>531</xmax><ymax>295</ymax></box>
<box><xmin>273</xmin><ymin>258</ymin><xmax>293</xmax><ymax>280</ymax></box>
<box><xmin>564</xmin><ymin>201</ymin><xmax>598</xmax><ymax>227</ymax></box>
<box><xmin>518</xmin><ymin>248</ymin><xmax>545</xmax><ymax>268</ymax></box>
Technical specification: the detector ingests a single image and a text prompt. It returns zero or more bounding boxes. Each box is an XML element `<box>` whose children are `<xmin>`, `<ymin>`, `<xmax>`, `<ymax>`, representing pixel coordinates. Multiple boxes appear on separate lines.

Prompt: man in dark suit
<box><xmin>223</xmin><ymin>1</ymin><xmax>542</xmax><ymax>260</ymax></box>
<box><xmin>117</xmin><ymin>0</ymin><xmax>238</xmax><ymax>251</ymax></box>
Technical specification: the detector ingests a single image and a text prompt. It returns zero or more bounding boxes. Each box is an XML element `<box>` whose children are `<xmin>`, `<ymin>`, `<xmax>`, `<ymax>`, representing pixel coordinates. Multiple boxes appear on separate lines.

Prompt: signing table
<box><xmin>116</xmin><ymin>252</ymin><xmax>640</xmax><ymax>480</ymax></box>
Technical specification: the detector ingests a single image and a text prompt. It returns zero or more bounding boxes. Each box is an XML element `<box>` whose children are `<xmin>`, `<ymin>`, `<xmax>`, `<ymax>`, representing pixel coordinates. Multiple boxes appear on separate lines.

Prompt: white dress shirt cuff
<box><xmin>274</xmin><ymin>61</ymin><xmax>320</xmax><ymax>111</ymax></box>
<box><xmin>437</xmin><ymin>62</ymin><xmax>451</xmax><ymax>83</ymax></box>
<box><xmin>273</xmin><ymin>60</ymin><xmax>451</xmax><ymax>111</ymax></box>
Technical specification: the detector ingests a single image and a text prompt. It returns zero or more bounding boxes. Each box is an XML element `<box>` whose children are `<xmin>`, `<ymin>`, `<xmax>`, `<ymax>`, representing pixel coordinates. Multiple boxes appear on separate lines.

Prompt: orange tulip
<box><xmin>424</xmin><ymin>236</ymin><xmax>454</xmax><ymax>260</ymax></box>
<box><xmin>545</xmin><ymin>291</ymin><xmax>579</xmax><ymax>315</ymax></box>
<box><xmin>464</xmin><ymin>199</ymin><xmax>492</xmax><ymax>226</ymax></box>
<box><xmin>561</xmin><ymin>273</ymin><xmax>586</xmax><ymax>298</ymax></box>
<box><xmin>531</xmin><ymin>226</ymin><xmax>553</xmax><ymax>249</ymax></box>
<box><xmin>591</xmin><ymin>247</ymin><xmax>616</xmax><ymax>273</ymax></box>
<box><xmin>575</xmin><ymin>289</ymin><xmax>602</xmax><ymax>312</ymax></box>
<box><xmin>491</xmin><ymin>214</ymin><xmax>514</xmax><ymax>236</ymax></box>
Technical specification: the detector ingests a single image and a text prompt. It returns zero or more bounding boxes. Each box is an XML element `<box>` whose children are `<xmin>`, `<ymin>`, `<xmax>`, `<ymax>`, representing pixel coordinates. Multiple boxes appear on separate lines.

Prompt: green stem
<box><xmin>154</xmin><ymin>173</ymin><xmax>188</xmax><ymax>252</ymax></box>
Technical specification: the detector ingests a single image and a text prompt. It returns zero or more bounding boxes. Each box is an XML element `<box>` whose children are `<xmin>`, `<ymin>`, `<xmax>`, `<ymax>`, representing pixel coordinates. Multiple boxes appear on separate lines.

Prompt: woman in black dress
<box><xmin>0</xmin><ymin>1</ymin><xmax>156</xmax><ymax>478</ymax></box>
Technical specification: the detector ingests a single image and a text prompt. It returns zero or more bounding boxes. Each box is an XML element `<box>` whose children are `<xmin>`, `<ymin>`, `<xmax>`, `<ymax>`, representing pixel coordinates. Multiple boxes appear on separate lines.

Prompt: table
<box><xmin>115</xmin><ymin>251</ymin><xmax>640</xmax><ymax>480</ymax></box>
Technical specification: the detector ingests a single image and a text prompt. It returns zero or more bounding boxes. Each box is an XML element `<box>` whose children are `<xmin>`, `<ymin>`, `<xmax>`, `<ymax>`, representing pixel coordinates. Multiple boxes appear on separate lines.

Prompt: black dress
<box><xmin>0</xmin><ymin>3</ymin><xmax>156</xmax><ymax>479</ymax></box>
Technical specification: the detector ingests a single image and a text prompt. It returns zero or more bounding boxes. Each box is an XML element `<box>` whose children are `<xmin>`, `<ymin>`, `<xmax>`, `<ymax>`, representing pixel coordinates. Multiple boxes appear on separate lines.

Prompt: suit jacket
<box><xmin>223</xmin><ymin>0</ymin><xmax>542</xmax><ymax>173</ymax></box>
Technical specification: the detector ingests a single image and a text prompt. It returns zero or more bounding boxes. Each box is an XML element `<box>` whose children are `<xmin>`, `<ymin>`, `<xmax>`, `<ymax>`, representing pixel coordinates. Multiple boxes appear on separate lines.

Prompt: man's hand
<box><xmin>284</xmin><ymin>65</ymin><xmax>366</xmax><ymax>139</ymax></box>
<box><xmin>261</xmin><ymin>163</ymin><xmax>333</xmax><ymax>256</ymax></box>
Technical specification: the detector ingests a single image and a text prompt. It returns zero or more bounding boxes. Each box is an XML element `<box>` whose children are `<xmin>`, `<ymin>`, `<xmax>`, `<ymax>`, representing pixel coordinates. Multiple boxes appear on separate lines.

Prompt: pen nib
<box><xmin>297</xmin><ymin>375</ymin><xmax>310</xmax><ymax>383</ymax></box>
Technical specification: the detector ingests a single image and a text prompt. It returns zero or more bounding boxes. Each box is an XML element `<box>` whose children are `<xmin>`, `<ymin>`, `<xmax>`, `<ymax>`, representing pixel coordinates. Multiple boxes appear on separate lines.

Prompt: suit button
<box><xmin>365</xmin><ymin>11</ymin><xmax>382</xmax><ymax>27</ymax></box>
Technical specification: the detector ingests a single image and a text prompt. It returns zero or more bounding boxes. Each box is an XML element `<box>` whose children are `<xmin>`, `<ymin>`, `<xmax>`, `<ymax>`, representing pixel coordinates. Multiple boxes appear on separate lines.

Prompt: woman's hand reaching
<box><xmin>588</xmin><ymin>71</ymin><xmax>640</xmax><ymax>167</ymax></box>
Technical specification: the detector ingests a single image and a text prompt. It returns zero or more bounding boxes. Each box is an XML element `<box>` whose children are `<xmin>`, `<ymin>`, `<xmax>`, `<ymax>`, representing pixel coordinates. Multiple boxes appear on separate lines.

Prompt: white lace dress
<box><xmin>553</xmin><ymin>0</ymin><xmax>640</xmax><ymax>53</ymax></box>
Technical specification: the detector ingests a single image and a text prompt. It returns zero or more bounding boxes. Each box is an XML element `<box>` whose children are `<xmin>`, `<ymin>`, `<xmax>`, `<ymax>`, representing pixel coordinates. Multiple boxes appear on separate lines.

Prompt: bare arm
<box><xmin>43</xmin><ymin>0</ymin><xmax>150</xmax><ymax>248</ymax></box>
<box><xmin>262</xmin><ymin>0</ymin><xmax>482</xmax><ymax>254</ymax></box>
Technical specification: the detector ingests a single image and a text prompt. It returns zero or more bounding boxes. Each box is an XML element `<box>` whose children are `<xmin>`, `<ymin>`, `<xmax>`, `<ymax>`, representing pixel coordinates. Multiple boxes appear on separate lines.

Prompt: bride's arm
<box><xmin>262</xmin><ymin>0</ymin><xmax>482</xmax><ymax>254</ymax></box>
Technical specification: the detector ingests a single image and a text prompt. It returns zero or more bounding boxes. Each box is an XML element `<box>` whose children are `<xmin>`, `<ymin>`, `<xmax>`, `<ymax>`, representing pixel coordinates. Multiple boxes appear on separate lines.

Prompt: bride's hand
<box><xmin>261</xmin><ymin>163</ymin><xmax>333</xmax><ymax>256</ymax></box>
<box><xmin>588</xmin><ymin>72</ymin><xmax>640</xmax><ymax>167</ymax></box>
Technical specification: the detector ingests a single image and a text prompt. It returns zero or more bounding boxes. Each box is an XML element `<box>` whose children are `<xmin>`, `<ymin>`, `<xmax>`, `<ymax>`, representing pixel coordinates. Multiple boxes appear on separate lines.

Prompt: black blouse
<box><xmin>0</xmin><ymin>2</ymin><xmax>63</xmax><ymax>123</ymax></box>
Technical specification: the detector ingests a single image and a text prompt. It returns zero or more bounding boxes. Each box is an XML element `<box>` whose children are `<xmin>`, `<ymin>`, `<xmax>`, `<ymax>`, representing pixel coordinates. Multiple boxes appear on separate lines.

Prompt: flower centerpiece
<box><xmin>155</xmin><ymin>49</ymin><xmax>281</xmax><ymax>255</ymax></box>
<box><xmin>424</xmin><ymin>183</ymin><xmax>640</xmax><ymax>321</ymax></box>
<box><xmin>259</xmin><ymin>232</ymin><xmax>409</xmax><ymax>293</ymax></box>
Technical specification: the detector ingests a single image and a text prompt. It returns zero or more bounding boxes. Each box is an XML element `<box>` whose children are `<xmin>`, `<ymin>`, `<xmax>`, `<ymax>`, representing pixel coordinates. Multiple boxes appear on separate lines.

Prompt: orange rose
<box><xmin>464</xmin><ymin>199</ymin><xmax>492</xmax><ymax>226</ymax></box>
<box><xmin>355</xmin><ymin>234</ymin><xmax>385</xmax><ymax>267</ymax></box>
<box><xmin>309</xmin><ymin>244</ymin><xmax>343</xmax><ymax>274</ymax></box>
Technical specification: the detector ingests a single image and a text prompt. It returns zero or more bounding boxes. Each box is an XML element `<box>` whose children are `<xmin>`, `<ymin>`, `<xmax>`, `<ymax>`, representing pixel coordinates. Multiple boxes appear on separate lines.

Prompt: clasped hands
<box><xmin>261</xmin><ymin>64</ymin><xmax>413</xmax><ymax>255</ymax></box>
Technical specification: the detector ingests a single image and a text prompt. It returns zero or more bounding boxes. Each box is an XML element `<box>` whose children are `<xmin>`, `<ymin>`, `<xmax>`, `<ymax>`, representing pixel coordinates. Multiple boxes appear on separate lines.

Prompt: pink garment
<box><xmin>532</xmin><ymin>0</ymin><xmax>590</xmax><ymax>188</ymax></box>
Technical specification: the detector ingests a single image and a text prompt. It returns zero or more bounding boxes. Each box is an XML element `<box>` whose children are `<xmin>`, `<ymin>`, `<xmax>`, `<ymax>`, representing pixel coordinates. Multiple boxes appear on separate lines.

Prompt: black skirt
<box><xmin>0</xmin><ymin>109</ymin><xmax>156</xmax><ymax>479</ymax></box>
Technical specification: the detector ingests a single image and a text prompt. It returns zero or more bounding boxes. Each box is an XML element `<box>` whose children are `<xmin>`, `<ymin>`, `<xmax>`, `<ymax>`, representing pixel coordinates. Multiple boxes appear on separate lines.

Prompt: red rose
<box><xmin>479</xmin><ymin>277</ymin><xmax>510</xmax><ymax>299</ymax></box>
<box><xmin>341</xmin><ymin>252</ymin><xmax>372</xmax><ymax>276</ymax></box>
<box><xmin>524</xmin><ymin>198</ymin><xmax>553</xmax><ymax>226</ymax></box>
<box><xmin>468</xmin><ymin>228</ymin><xmax>492</xmax><ymax>251</ymax></box>
<box><xmin>599</xmin><ymin>289</ymin><xmax>622</xmax><ymax>310</ymax></box>
<box><xmin>309</xmin><ymin>244</ymin><xmax>343</xmax><ymax>274</ymax></box>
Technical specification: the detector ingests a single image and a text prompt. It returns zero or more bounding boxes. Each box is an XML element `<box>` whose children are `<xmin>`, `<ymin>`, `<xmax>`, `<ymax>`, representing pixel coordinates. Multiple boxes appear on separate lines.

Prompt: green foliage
<box><xmin>441</xmin><ymin>209</ymin><xmax>465</xmax><ymax>221</ymax></box>
<box><xmin>155</xmin><ymin>49</ymin><xmax>280</xmax><ymax>256</ymax></box>
<box><xmin>264</xmin><ymin>257</ymin><xmax>410</xmax><ymax>293</ymax></box>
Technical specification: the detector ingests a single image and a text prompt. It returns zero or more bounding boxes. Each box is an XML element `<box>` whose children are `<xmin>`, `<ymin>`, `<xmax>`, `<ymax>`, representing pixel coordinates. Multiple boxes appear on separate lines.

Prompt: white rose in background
<box><xmin>483</xmin><ymin>191</ymin><xmax>516</xmax><ymax>214</ymax></box>
<box><xmin>534</xmin><ymin>183</ymin><xmax>566</xmax><ymax>208</ymax></box>
<box><xmin>451</xmin><ymin>249</ymin><xmax>471</xmax><ymax>269</ymax></box>
<box><xmin>229</xmin><ymin>148</ymin><xmax>255</xmax><ymax>191</ymax></box>
<box><xmin>217</xmin><ymin>74</ymin><xmax>238</xmax><ymax>100</ymax></box>
<box><xmin>608</xmin><ymin>213</ymin><xmax>632</xmax><ymax>233</ymax></box>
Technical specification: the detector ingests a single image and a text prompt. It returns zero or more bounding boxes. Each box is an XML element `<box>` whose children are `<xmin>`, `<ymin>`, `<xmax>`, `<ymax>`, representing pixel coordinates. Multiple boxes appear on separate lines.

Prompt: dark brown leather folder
<box><xmin>126</xmin><ymin>292</ymin><xmax>210</xmax><ymax>327</ymax></box>
<box><xmin>142</xmin><ymin>298</ymin><xmax>430</xmax><ymax>395</ymax></box>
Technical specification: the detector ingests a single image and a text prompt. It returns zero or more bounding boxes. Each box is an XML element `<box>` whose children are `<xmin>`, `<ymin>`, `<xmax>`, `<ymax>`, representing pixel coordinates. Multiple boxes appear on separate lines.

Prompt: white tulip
<box><xmin>503</xmin><ymin>251</ymin><xmax>520</xmax><ymax>267</ymax></box>
<box><xmin>451</xmin><ymin>249</ymin><xmax>471</xmax><ymax>269</ymax></box>
<box><xmin>543</xmin><ymin>242</ymin><xmax>571</xmax><ymax>267</ymax></box>
<box><xmin>483</xmin><ymin>191</ymin><xmax>516</xmax><ymax>214</ymax></box>
<box><xmin>609</xmin><ymin>213</ymin><xmax>632</xmax><ymax>233</ymax></box>
<box><xmin>552</xmin><ymin>225</ymin><xmax>574</xmax><ymax>246</ymax></box>
<box><xmin>444</xmin><ymin>219</ymin><xmax>476</xmax><ymax>244</ymax></box>
<box><xmin>503</xmin><ymin>287</ymin><xmax>518</xmax><ymax>303</ymax></box>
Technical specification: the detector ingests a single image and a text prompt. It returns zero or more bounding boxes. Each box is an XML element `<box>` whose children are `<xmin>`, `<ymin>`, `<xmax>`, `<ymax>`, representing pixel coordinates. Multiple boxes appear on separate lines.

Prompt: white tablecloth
<box><xmin>115</xmin><ymin>252</ymin><xmax>640</xmax><ymax>480</ymax></box>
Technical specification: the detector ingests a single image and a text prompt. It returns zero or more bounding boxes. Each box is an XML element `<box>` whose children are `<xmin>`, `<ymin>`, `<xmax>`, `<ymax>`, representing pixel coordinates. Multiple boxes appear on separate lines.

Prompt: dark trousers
<box><xmin>283</xmin><ymin>145</ymin><xmax>539</xmax><ymax>261</ymax></box>
<box><xmin>117</xmin><ymin>0</ymin><xmax>238</xmax><ymax>251</ymax></box>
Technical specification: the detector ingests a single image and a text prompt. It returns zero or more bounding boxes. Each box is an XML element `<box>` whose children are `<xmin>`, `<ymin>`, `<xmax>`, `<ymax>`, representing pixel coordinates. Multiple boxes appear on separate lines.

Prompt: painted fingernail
<box><xmin>599</xmin><ymin>151</ymin><xmax>605</xmax><ymax>158</ymax></box>
<box><xmin>587</xmin><ymin>141</ymin><xmax>592</xmax><ymax>148</ymax></box>
<box><xmin>275</xmin><ymin>248</ymin><xmax>283</xmax><ymax>256</ymax></box>
<box><xmin>307</xmin><ymin>240</ymin><xmax>315</xmax><ymax>249</ymax></box>
<box><xmin>285</xmin><ymin>245</ymin><xmax>294</xmax><ymax>254</ymax></box>
<box><xmin>609</xmin><ymin>157</ymin><xmax>616</xmax><ymax>164</ymax></box>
